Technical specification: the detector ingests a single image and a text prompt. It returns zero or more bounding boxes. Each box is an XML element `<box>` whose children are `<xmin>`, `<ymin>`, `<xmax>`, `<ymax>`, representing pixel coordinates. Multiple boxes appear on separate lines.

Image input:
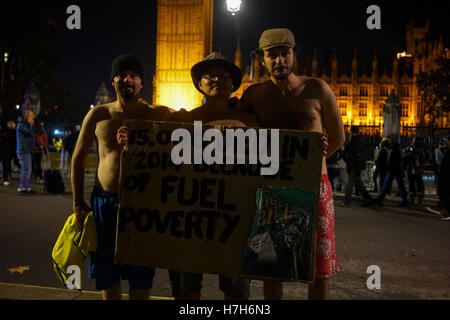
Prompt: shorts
<box><xmin>315</xmin><ymin>174</ymin><xmax>339</xmax><ymax>279</ymax></box>
<box><xmin>168</xmin><ymin>271</ymin><xmax>250</xmax><ymax>299</ymax></box>
<box><xmin>89</xmin><ymin>186</ymin><xmax>156</xmax><ymax>290</ymax></box>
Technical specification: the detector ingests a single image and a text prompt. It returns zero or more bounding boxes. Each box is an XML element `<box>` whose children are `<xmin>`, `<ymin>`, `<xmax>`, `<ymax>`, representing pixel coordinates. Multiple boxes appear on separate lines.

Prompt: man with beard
<box><xmin>71</xmin><ymin>54</ymin><xmax>173</xmax><ymax>300</ymax></box>
<box><xmin>239</xmin><ymin>28</ymin><xmax>345</xmax><ymax>299</ymax></box>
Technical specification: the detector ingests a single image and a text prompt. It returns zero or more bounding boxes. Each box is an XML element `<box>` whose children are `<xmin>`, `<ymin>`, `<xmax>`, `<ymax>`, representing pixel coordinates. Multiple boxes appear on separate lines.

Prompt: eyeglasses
<box><xmin>202</xmin><ymin>72</ymin><xmax>231</xmax><ymax>81</ymax></box>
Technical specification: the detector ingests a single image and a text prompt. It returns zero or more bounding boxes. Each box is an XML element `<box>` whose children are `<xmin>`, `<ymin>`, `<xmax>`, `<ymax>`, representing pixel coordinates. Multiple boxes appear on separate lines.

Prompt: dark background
<box><xmin>2</xmin><ymin>0</ymin><xmax>449</xmax><ymax>116</ymax></box>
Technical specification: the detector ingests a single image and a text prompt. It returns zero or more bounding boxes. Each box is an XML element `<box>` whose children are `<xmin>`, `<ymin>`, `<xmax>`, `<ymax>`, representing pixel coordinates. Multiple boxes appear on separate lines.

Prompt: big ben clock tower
<box><xmin>153</xmin><ymin>0</ymin><xmax>214</xmax><ymax>110</ymax></box>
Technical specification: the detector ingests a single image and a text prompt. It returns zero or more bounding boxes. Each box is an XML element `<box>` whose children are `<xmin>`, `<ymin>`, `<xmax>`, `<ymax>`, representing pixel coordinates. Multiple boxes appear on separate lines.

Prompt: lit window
<box><xmin>339</xmin><ymin>102</ymin><xmax>347</xmax><ymax>116</ymax></box>
<box><xmin>339</xmin><ymin>87</ymin><xmax>348</xmax><ymax>96</ymax></box>
<box><xmin>401</xmin><ymin>103</ymin><xmax>409</xmax><ymax>117</ymax></box>
<box><xmin>359</xmin><ymin>103</ymin><xmax>367</xmax><ymax>116</ymax></box>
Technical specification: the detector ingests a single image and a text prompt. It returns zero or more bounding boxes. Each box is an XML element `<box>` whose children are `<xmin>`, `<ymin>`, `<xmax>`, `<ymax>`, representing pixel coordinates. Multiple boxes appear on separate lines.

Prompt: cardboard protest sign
<box><xmin>116</xmin><ymin>120</ymin><xmax>323</xmax><ymax>281</ymax></box>
<box><xmin>241</xmin><ymin>187</ymin><xmax>317</xmax><ymax>281</ymax></box>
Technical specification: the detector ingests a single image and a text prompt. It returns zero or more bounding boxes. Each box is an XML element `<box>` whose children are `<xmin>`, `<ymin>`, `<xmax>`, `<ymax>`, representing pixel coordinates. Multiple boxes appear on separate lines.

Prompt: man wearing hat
<box><xmin>166</xmin><ymin>52</ymin><xmax>259</xmax><ymax>300</ymax></box>
<box><xmin>116</xmin><ymin>52</ymin><xmax>259</xmax><ymax>299</ymax></box>
<box><xmin>240</xmin><ymin>28</ymin><xmax>346</xmax><ymax>299</ymax></box>
<box><xmin>167</xmin><ymin>52</ymin><xmax>259</xmax><ymax>126</ymax></box>
<box><xmin>72</xmin><ymin>53</ymin><xmax>173</xmax><ymax>300</ymax></box>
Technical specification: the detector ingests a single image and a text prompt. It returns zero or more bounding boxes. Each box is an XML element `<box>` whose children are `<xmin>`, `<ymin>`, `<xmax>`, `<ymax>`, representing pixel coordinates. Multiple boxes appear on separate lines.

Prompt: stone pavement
<box><xmin>1</xmin><ymin>169</ymin><xmax>449</xmax><ymax>300</ymax></box>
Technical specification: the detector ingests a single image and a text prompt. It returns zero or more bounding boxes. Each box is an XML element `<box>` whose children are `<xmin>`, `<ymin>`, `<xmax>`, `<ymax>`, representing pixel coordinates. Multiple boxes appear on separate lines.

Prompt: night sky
<box><xmin>37</xmin><ymin>0</ymin><xmax>450</xmax><ymax>103</ymax></box>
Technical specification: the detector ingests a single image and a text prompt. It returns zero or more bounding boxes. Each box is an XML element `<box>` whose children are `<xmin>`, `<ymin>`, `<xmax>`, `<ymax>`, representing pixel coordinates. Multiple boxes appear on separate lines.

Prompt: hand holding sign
<box><xmin>117</xmin><ymin>126</ymin><xmax>129</xmax><ymax>147</ymax></box>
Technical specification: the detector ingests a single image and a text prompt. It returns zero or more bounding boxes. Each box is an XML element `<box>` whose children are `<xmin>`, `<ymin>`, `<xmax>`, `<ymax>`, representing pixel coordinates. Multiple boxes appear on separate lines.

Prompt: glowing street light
<box><xmin>226</xmin><ymin>0</ymin><xmax>241</xmax><ymax>15</ymax></box>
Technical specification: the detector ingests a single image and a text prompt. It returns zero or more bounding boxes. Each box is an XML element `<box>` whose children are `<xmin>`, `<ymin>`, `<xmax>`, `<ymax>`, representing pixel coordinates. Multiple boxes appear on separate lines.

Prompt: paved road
<box><xmin>0</xmin><ymin>172</ymin><xmax>449</xmax><ymax>300</ymax></box>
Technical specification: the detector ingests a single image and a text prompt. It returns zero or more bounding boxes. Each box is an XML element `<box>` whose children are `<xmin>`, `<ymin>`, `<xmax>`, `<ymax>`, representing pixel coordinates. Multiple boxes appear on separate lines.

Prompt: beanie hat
<box><xmin>111</xmin><ymin>53</ymin><xmax>145</xmax><ymax>85</ymax></box>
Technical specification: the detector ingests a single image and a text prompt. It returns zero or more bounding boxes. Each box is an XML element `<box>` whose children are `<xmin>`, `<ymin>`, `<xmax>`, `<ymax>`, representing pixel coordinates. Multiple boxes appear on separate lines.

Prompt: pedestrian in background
<box><xmin>53</xmin><ymin>135</ymin><xmax>63</xmax><ymax>153</ymax></box>
<box><xmin>335</xmin><ymin>146</ymin><xmax>347</xmax><ymax>192</ymax></box>
<box><xmin>436</xmin><ymin>138</ymin><xmax>450</xmax><ymax>221</ymax></box>
<box><xmin>373</xmin><ymin>138</ymin><xmax>389</xmax><ymax>193</ymax></box>
<box><xmin>326</xmin><ymin>151</ymin><xmax>339</xmax><ymax>191</ymax></box>
<box><xmin>33</xmin><ymin>121</ymin><xmax>48</xmax><ymax>182</ymax></box>
<box><xmin>0</xmin><ymin>122</ymin><xmax>12</xmax><ymax>186</ymax></box>
<box><xmin>340</xmin><ymin>126</ymin><xmax>373</xmax><ymax>207</ymax></box>
<box><xmin>426</xmin><ymin>138</ymin><xmax>448</xmax><ymax>214</ymax></box>
<box><xmin>16</xmin><ymin>109</ymin><xmax>35</xmax><ymax>193</ymax></box>
<box><xmin>62</xmin><ymin>125</ymin><xmax>80</xmax><ymax>176</ymax></box>
<box><xmin>376</xmin><ymin>135</ymin><xmax>408</xmax><ymax>207</ymax></box>
<box><xmin>404</xmin><ymin>137</ymin><xmax>425</xmax><ymax>205</ymax></box>
<box><xmin>7</xmin><ymin>120</ymin><xmax>20</xmax><ymax>175</ymax></box>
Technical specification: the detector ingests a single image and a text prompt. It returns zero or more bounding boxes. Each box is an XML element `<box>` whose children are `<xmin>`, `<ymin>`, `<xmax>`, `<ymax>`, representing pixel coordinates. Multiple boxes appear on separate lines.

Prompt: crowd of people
<box><xmin>327</xmin><ymin>129</ymin><xmax>449</xmax><ymax>220</ymax></box>
<box><xmin>0</xmin><ymin>112</ymin><xmax>80</xmax><ymax>193</ymax></box>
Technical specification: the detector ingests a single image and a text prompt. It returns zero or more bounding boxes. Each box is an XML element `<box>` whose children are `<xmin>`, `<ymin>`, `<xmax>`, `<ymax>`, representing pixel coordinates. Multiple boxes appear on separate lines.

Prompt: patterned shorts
<box><xmin>315</xmin><ymin>174</ymin><xmax>339</xmax><ymax>279</ymax></box>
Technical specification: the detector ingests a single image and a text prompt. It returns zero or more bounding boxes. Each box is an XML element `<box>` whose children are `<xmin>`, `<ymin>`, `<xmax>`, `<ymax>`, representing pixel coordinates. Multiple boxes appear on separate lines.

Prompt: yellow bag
<box><xmin>52</xmin><ymin>212</ymin><xmax>97</xmax><ymax>287</ymax></box>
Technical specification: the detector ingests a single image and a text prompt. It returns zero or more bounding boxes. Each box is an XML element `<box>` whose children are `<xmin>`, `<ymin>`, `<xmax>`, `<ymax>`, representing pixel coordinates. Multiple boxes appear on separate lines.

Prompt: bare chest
<box><xmin>255</xmin><ymin>95</ymin><xmax>322</xmax><ymax>131</ymax></box>
<box><xmin>95</xmin><ymin>119</ymin><xmax>123</xmax><ymax>152</ymax></box>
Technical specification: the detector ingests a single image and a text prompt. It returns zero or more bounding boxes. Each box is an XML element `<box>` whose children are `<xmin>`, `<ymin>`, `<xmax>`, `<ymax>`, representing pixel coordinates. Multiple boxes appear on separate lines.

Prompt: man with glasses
<box><xmin>118</xmin><ymin>52</ymin><xmax>258</xmax><ymax>300</ymax></box>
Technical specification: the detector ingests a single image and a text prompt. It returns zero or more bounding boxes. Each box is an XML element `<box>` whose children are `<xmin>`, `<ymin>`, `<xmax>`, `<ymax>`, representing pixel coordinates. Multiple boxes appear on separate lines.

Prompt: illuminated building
<box><xmin>234</xmin><ymin>20</ymin><xmax>448</xmax><ymax>133</ymax></box>
<box><xmin>153</xmin><ymin>0</ymin><xmax>213</xmax><ymax>110</ymax></box>
<box><xmin>153</xmin><ymin>2</ymin><xmax>447</xmax><ymax>131</ymax></box>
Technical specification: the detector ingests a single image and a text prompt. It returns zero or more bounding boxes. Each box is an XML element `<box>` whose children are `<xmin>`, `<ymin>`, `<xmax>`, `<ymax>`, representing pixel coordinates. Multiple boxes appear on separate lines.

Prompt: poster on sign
<box><xmin>115</xmin><ymin>120</ymin><xmax>322</xmax><ymax>281</ymax></box>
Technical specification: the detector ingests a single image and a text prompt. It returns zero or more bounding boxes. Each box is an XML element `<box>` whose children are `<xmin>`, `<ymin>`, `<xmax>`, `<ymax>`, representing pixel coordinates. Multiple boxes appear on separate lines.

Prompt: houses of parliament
<box><xmin>232</xmin><ymin>18</ymin><xmax>449</xmax><ymax>132</ymax></box>
<box><xmin>96</xmin><ymin>1</ymin><xmax>449</xmax><ymax>134</ymax></box>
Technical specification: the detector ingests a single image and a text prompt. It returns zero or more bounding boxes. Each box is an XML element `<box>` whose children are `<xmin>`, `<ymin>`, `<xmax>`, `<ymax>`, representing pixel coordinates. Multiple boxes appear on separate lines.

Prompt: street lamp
<box><xmin>226</xmin><ymin>0</ymin><xmax>241</xmax><ymax>15</ymax></box>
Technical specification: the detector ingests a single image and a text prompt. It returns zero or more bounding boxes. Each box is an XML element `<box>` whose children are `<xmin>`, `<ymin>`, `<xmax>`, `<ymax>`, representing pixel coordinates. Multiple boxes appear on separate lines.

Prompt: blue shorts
<box><xmin>89</xmin><ymin>186</ymin><xmax>155</xmax><ymax>290</ymax></box>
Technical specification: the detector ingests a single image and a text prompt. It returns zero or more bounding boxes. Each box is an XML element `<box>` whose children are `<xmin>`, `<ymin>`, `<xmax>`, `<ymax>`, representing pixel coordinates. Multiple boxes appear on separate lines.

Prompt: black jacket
<box><xmin>344</xmin><ymin>133</ymin><xmax>366</xmax><ymax>173</ymax></box>
<box><xmin>387</xmin><ymin>142</ymin><xmax>404</xmax><ymax>176</ymax></box>
<box><xmin>0</xmin><ymin>125</ymin><xmax>11</xmax><ymax>155</ymax></box>
<box><xmin>375</xmin><ymin>147</ymin><xmax>388</xmax><ymax>173</ymax></box>
<box><xmin>439</xmin><ymin>148</ymin><xmax>450</xmax><ymax>188</ymax></box>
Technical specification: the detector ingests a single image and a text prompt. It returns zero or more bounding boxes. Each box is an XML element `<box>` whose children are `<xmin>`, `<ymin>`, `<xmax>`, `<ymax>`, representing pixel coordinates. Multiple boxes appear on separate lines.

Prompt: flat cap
<box><xmin>259</xmin><ymin>28</ymin><xmax>297</xmax><ymax>50</ymax></box>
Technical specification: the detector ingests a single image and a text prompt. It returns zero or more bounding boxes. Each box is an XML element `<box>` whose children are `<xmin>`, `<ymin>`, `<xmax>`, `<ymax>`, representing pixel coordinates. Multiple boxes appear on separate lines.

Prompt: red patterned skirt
<box><xmin>315</xmin><ymin>174</ymin><xmax>339</xmax><ymax>279</ymax></box>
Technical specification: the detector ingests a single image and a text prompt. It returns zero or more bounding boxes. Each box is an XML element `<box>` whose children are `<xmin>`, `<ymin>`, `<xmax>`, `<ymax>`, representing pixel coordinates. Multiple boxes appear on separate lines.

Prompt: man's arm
<box><xmin>71</xmin><ymin>107</ymin><xmax>100</xmax><ymax>222</ymax></box>
<box><xmin>316</xmin><ymin>79</ymin><xmax>346</xmax><ymax>158</ymax></box>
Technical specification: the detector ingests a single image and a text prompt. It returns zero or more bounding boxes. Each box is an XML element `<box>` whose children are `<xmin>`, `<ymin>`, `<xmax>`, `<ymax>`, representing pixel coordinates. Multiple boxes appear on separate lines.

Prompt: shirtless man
<box><xmin>240</xmin><ymin>28</ymin><xmax>346</xmax><ymax>300</ymax></box>
<box><xmin>71</xmin><ymin>53</ymin><xmax>173</xmax><ymax>300</ymax></box>
<box><xmin>118</xmin><ymin>52</ymin><xmax>258</xmax><ymax>300</ymax></box>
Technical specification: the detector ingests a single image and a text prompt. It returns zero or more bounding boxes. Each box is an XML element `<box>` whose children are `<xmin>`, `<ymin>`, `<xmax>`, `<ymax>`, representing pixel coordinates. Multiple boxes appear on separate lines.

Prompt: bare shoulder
<box><xmin>242</xmin><ymin>81</ymin><xmax>272</xmax><ymax>98</ymax></box>
<box><xmin>83</xmin><ymin>103</ymin><xmax>114</xmax><ymax>125</ymax></box>
<box><xmin>141</xmin><ymin>104</ymin><xmax>175</xmax><ymax>121</ymax></box>
<box><xmin>302</xmin><ymin>76</ymin><xmax>332</xmax><ymax>94</ymax></box>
